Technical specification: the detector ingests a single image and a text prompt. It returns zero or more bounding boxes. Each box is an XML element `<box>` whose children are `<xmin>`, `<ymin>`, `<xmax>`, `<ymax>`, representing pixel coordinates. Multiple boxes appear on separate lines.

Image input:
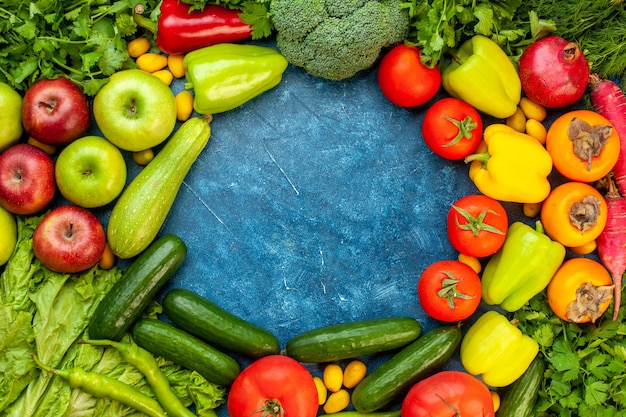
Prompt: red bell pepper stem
<box><xmin>133</xmin><ymin>0</ymin><xmax>252</xmax><ymax>55</ymax></box>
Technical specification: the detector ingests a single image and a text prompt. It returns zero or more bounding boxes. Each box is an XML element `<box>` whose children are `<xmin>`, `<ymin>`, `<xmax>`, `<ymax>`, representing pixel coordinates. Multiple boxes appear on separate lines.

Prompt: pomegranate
<box><xmin>518</xmin><ymin>35</ymin><xmax>590</xmax><ymax>108</ymax></box>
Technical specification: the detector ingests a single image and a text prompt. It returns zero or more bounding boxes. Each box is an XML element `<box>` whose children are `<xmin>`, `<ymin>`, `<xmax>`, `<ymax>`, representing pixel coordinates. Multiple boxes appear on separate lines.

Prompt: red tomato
<box><xmin>377</xmin><ymin>44</ymin><xmax>441</xmax><ymax>107</ymax></box>
<box><xmin>402</xmin><ymin>371</ymin><xmax>495</xmax><ymax>417</ymax></box>
<box><xmin>447</xmin><ymin>194</ymin><xmax>508</xmax><ymax>258</ymax></box>
<box><xmin>417</xmin><ymin>260</ymin><xmax>482</xmax><ymax>322</ymax></box>
<box><xmin>422</xmin><ymin>97</ymin><xmax>483</xmax><ymax>160</ymax></box>
<box><xmin>227</xmin><ymin>355</ymin><xmax>319</xmax><ymax>417</ymax></box>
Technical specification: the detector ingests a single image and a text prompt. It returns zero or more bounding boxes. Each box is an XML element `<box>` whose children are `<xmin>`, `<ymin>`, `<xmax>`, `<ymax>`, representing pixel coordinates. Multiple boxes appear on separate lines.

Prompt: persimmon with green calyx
<box><xmin>547</xmin><ymin>257</ymin><xmax>613</xmax><ymax>323</ymax></box>
<box><xmin>540</xmin><ymin>181</ymin><xmax>608</xmax><ymax>248</ymax></box>
<box><xmin>546</xmin><ymin>110</ymin><xmax>620</xmax><ymax>183</ymax></box>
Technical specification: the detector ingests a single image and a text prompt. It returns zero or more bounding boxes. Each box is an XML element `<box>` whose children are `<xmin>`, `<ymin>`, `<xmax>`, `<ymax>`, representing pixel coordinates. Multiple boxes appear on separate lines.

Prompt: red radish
<box><xmin>518</xmin><ymin>35</ymin><xmax>589</xmax><ymax>108</ymax></box>
<box><xmin>590</xmin><ymin>74</ymin><xmax>626</xmax><ymax>196</ymax></box>
<box><xmin>596</xmin><ymin>176</ymin><xmax>626</xmax><ymax>321</ymax></box>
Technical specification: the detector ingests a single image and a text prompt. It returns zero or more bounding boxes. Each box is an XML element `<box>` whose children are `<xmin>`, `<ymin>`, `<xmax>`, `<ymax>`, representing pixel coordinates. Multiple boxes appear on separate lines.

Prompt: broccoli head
<box><xmin>270</xmin><ymin>0</ymin><xmax>410</xmax><ymax>81</ymax></box>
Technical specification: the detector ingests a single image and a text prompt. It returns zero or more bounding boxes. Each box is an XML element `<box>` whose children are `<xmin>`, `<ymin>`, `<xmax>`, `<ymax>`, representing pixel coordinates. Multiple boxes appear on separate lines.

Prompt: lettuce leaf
<box><xmin>1</xmin><ymin>215</ymin><xmax>226</xmax><ymax>417</ymax></box>
<box><xmin>0</xmin><ymin>216</ymin><xmax>124</xmax><ymax>416</ymax></box>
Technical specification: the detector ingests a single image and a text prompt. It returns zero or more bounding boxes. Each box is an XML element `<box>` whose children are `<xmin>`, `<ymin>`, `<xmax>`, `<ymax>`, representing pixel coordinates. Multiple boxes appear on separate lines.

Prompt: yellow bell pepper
<box><xmin>464</xmin><ymin>124</ymin><xmax>552</xmax><ymax>203</ymax></box>
<box><xmin>460</xmin><ymin>310</ymin><xmax>539</xmax><ymax>387</ymax></box>
<box><xmin>442</xmin><ymin>35</ymin><xmax>521</xmax><ymax>119</ymax></box>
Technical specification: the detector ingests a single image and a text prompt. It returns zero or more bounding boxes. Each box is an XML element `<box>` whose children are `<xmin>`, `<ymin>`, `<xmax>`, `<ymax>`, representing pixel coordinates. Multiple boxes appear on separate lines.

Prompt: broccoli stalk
<box><xmin>270</xmin><ymin>0</ymin><xmax>410</xmax><ymax>81</ymax></box>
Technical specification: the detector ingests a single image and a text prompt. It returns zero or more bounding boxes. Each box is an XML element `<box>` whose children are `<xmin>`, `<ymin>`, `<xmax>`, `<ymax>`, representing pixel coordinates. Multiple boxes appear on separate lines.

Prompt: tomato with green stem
<box><xmin>401</xmin><ymin>370</ymin><xmax>495</xmax><ymax>417</ymax></box>
<box><xmin>227</xmin><ymin>355</ymin><xmax>319</xmax><ymax>417</ymax></box>
<box><xmin>447</xmin><ymin>194</ymin><xmax>508</xmax><ymax>258</ymax></box>
<box><xmin>422</xmin><ymin>97</ymin><xmax>483</xmax><ymax>160</ymax></box>
<box><xmin>417</xmin><ymin>260</ymin><xmax>482</xmax><ymax>322</ymax></box>
<box><xmin>377</xmin><ymin>44</ymin><xmax>441</xmax><ymax>108</ymax></box>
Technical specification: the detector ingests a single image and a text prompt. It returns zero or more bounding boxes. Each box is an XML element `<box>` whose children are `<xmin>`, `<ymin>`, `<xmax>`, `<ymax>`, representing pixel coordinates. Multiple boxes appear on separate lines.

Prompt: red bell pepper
<box><xmin>134</xmin><ymin>0</ymin><xmax>252</xmax><ymax>55</ymax></box>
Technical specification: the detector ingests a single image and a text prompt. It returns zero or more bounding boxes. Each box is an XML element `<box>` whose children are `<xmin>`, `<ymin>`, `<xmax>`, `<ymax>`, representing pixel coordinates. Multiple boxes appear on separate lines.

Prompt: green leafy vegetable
<box><xmin>400</xmin><ymin>0</ymin><xmax>555</xmax><ymax>67</ymax></box>
<box><xmin>515</xmin><ymin>283</ymin><xmax>626</xmax><ymax>416</ymax></box>
<box><xmin>0</xmin><ymin>215</ymin><xmax>124</xmax><ymax>416</ymax></box>
<box><xmin>0</xmin><ymin>216</ymin><xmax>226</xmax><ymax>416</ymax></box>
<box><xmin>0</xmin><ymin>0</ymin><xmax>161</xmax><ymax>96</ymax></box>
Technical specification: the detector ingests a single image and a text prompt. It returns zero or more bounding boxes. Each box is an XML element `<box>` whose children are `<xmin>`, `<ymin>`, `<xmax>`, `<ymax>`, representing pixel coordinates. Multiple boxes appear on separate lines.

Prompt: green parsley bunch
<box><xmin>515</xmin><ymin>285</ymin><xmax>626</xmax><ymax>416</ymax></box>
<box><xmin>0</xmin><ymin>0</ymin><xmax>160</xmax><ymax>96</ymax></box>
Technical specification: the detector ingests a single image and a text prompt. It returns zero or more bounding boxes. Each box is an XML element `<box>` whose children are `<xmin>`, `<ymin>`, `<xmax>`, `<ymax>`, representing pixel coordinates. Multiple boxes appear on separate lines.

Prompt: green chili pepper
<box><xmin>82</xmin><ymin>338</ymin><xmax>205</xmax><ymax>417</ymax></box>
<box><xmin>481</xmin><ymin>221</ymin><xmax>566</xmax><ymax>312</ymax></box>
<box><xmin>183</xmin><ymin>43</ymin><xmax>288</xmax><ymax>114</ymax></box>
<box><xmin>31</xmin><ymin>353</ymin><xmax>168</xmax><ymax>417</ymax></box>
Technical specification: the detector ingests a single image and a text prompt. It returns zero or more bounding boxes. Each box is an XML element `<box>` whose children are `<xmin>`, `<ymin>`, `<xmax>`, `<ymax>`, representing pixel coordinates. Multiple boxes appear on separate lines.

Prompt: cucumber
<box><xmin>132</xmin><ymin>318</ymin><xmax>240</xmax><ymax>387</ymax></box>
<box><xmin>107</xmin><ymin>116</ymin><xmax>211</xmax><ymax>259</ymax></box>
<box><xmin>88</xmin><ymin>234</ymin><xmax>187</xmax><ymax>341</ymax></box>
<box><xmin>285</xmin><ymin>317</ymin><xmax>422</xmax><ymax>363</ymax></box>
<box><xmin>496</xmin><ymin>354</ymin><xmax>545</xmax><ymax>417</ymax></box>
<box><xmin>162</xmin><ymin>288</ymin><xmax>279</xmax><ymax>359</ymax></box>
<box><xmin>351</xmin><ymin>325</ymin><xmax>462</xmax><ymax>413</ymax></box>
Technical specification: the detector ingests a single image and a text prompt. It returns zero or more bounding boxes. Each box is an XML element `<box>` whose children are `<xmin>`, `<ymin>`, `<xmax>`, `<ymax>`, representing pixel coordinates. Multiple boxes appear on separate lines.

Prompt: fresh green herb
<box><xmin>515</xmin><ymin>0</ymin><xmax>626</xmax><ymax>86</ymax></box>
<box><xmin>178</xmin><ymin>0</ymin><xmax>273</xmax><ymax>39</ymax></box>
<box><xmin>400</xmin><ymin>0</ymin><xmax>556</xmax><ymax>67</ymax></box>
<box><xmin>514</xmin><ymin>284</ymin><xmax>626</xmax><ymax>416</ymax></box>
<box><xmin>0</xmin><ymin>0</ymin><xmax>160</xmax><ymax>96</ymax></box>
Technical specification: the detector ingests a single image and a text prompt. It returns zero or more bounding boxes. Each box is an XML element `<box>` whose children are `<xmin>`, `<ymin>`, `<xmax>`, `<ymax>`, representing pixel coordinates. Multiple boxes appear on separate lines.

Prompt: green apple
<box><xmin>55</xmin><ymin>135</ymin><xmax>127</xmax><ymax>208</ymax></box>
<box><xmin>93</xmin><ymin>69</ymin><xmax>177</xmax><ymax>152</ymax></box>
<box><xmin>0</xmin><ymin>82</ymin><xmax>24</xmax><ymax>152</ymax></box>
<box><xmin>0</xmin><ymin>205</ymin><xmax>17</xmax><ymax>266</ymax></box>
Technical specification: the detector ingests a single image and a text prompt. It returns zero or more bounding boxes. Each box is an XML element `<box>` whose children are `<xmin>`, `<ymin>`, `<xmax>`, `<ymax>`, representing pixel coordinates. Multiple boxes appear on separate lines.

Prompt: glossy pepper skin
<box><xmin>134</xmin><ymin>0</ymin><xmax>252</xmax><ymax>55</ymax></box>
<box><xmin>460</xmin><ymin>310</ymin><xmax>539</xmax><ymax>387</ymax></box>
<box><xmin>465</xmin><ymin>124</ymin><xmax>552</xmax><ymax>203</ymax></box>
<box><xmin>442</xmin><ymin>35</ymin><xmax>521</xmax><ymax>119</ymax></box>
<box><xmin>184</xmin><ymin>43</ymin><xmax>288</xmax><ymax>114</ymax></box>
<box><xmin>481</xmin><ymin>221</ymin><xmax>566</xmax><ymax>312</ymax></box>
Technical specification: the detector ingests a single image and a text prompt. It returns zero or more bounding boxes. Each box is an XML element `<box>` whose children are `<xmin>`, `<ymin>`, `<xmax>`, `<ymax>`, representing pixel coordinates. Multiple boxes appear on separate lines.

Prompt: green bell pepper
<box><xmin>460</xmin><ymin>310</ymin><xmax>539</xmax><ymax>387</ymax></box>
<box><xmin>442</xmin><ymin>35</ymin><xmax>521</xmax><ymax>119</ymax></box>
<box><xmin>184</xmin><ymin>43</ymin><xmax>288</xmax><ymax>114</ymax></box>
<box><xmin>481</xmin><ymin>221</ymin><xmax>565</xmax><ymax>312</ymax></box>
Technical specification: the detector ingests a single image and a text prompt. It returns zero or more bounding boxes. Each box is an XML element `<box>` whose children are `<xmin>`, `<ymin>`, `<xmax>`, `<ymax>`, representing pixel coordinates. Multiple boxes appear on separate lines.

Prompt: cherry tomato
<box><xmin>227</xmin><ymin>355</ymin><xmax>319</xmax><ymax>417</ymax></box>
<box><xmin>422</xmin><ymin>97</ymin><xmax>483</xmax><ymax>160</ymax></box>
<box><xmin>540</xmin><ymin>181</ymin><xmax>608</xmax><ymax>248</ymax></box>
<box><xmin>401</xmin><ymin>370</ymin><xmax>495</xmax><ymax>417</ymax></box>
<box><xmin>418</xmin><ymin>260</ymin><xmax>482</xmax><ymax>322</ymax></box>
<box><xmin>546</xmin><ymin>110</ymin><xmax>620</xmax><ymax>182</ymax></box>
<box><xmin>377</xmin><ymin>44</ymin><xmax>441</xmax><ymax>108</ymax></box>
<box><xmin>447</xmin><ymin>194</ymin><xmax>509</xmax><ymax>258</ymax></box>
<box><xmin>547</xmin><ymin>257</ymin><xmax>613</xmax><ymax>323</ymax></box>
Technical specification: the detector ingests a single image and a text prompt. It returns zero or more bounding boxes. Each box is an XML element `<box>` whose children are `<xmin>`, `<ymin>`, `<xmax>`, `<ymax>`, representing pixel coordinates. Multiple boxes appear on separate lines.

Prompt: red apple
<box><xmin>33</xmin><ymin>205</ymin><xmax>106</xmax><ymax>273</ymax></box>
<box><xmin>0</xmin><ymin>143</ymin><xmax>56</xmax><ymax>215</ymax></box>
<box><xmin>22</xmin><ymin>77</ymin><xmax>91</xmax><ymax>146</ymax></box>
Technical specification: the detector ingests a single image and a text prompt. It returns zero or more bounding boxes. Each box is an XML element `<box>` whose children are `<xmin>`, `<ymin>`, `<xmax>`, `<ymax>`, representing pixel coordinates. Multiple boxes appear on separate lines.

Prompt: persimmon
<box><xmin>540</xmin><ymin>181</ymin><xmax>607</xmax><ymax>248</ymax></box>
<box><xmin>547</xmin><ymin>257</ymin><xmax>613</xmax><ymax>323</ymax></box>
<box><xmin>546</xmin><ymin>110</ymin><xmax>620</xmax><ymax>182</ymax></box>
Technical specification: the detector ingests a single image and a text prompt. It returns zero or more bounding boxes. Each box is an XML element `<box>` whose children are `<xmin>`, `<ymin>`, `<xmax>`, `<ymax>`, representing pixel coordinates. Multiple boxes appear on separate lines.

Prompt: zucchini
<box><xmin>496</xmin><ymin>354</ymin><xmax>545</xmax><ymax>417</ymax></box>
<box><xmin>351</xmin><ymin>325</ymin><xmax>462</xmax><ymax>413</ymax></box>
<box><xmin>88</xmin><ymin>234</ymin><xmax>186</xmax><ymax>341</ymax></box>
<box><xmin>285</xmin><ymin>317</ymin><xmax>422</xmax><ymax>363</ymax></box>
<box><xmin>107</xmin><ymin>116</ymin><xmax>211</xmax><ymax>259</ymax></box>
<box><xmin>162</xmin><ymin>288</ymin><xmax>279</xmax><ymax>359</ymax></box>
<box><xmin>132</xmin><ymin>318</ymin><xmax>241</xmax><ymax>387</ymax></box>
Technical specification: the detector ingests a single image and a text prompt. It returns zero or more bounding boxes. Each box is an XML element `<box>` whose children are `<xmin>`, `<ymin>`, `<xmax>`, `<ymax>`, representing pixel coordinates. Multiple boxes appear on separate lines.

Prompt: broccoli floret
<box><xmin>270</xmin><ymin>0</ymin><xmax>410</xmax><ymax>81</ymax></box>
